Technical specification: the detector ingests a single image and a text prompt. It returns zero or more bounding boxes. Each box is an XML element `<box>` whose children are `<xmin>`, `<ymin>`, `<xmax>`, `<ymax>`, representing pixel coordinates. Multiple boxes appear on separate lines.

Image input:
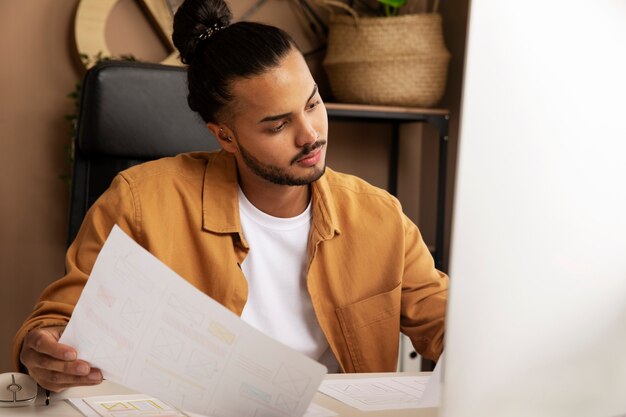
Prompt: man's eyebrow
<box><xmin>257</xmin><ymin>84</ymin><xmax>318</xmax><ymax>124</ymax></box>
<box><xmin>306</xmin><ymin>84</ymin><xmax>318</xmax><ymax>104</ymax></box>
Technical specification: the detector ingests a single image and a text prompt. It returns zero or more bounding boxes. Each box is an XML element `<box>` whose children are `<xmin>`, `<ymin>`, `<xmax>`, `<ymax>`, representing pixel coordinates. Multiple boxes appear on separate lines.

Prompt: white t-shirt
<box><xmin>238</xmin><ymin>188</ymin><xmax>339</xmax><ymax>372</ymax></box>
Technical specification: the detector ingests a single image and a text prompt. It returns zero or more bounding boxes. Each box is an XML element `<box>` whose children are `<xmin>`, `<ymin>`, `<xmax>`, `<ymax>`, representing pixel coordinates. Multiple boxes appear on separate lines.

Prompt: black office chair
<box><xmin>67</xmin><ymin>60</ymin><xmax>220</xmax><ymax>246</ymax></box>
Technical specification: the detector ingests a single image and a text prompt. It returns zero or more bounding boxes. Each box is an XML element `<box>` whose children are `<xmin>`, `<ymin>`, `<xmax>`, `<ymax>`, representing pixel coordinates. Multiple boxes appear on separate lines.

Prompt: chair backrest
<box><xmin>68</xmin><ymin>60</ymin><xmax>220</xmax><ymax>245</ymax></box>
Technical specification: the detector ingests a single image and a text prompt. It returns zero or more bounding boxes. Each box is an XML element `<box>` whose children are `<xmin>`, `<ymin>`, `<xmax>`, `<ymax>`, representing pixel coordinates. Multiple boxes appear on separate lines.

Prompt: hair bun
<box><xmin>172</xmin><ymin>0</ymin><xmax>233</xmax><ymax>64</ymax></box>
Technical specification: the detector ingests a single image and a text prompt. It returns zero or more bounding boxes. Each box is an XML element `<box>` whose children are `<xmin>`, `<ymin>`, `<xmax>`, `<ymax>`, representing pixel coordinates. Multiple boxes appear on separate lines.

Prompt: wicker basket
<box><xmin>323</xmin><ymin>13</ymin><xmax>451</xmax><ymax>107</ymax></box>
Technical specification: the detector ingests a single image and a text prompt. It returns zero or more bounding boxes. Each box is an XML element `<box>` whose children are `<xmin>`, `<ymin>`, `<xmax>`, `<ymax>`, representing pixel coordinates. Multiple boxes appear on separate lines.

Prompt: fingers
<box><xmin>35</xmin><ymin>368</ymin><xmax>103</xmax><ymax>393</ymax></box>
<box><xmin>22</xmin><ymin>326</ymin><xmax>75</xmax><ymax>361</ymax></box>
<box><xmin>20</xmin><ymin>326</ymin><xmax>103</xmax><ymax>391</ymax></box>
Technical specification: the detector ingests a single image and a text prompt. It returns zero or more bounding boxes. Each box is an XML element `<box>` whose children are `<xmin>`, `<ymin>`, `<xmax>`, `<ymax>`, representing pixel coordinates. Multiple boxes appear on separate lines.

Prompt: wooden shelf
<box><xmin>325</xmin><ymin>102</ymin><xmax>449</xmax><ymax>122</ymax></box>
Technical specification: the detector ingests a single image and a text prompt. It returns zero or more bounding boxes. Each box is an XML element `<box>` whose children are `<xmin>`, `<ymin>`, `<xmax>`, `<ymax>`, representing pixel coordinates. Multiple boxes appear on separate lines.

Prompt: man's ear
<box><xmin>207</xmin><ymin>123</ymin><xmax>237</xmax><ymax>153</ymax></box>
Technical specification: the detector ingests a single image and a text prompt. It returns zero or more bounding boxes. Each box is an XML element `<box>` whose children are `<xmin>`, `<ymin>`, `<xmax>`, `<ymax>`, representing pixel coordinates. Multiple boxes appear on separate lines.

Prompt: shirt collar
<box><xmin>201</xmin><ymin>150</ymin><xmax>340</xmax><ymax>239</ymax></box>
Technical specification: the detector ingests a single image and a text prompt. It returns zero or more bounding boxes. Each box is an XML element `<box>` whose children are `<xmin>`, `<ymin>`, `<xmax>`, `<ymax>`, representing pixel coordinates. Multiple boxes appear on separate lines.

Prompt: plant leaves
<box><xmin>377</xmin><ymin>0</ymin><xmax>407</xmax><ymax>8</ymax></box>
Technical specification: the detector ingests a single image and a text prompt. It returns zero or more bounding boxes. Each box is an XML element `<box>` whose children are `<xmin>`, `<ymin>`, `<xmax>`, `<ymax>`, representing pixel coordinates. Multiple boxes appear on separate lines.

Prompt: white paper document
<box><xmin>60</xmin><ymin>225</ymin><xmax>327</xmax><ymax>417</ymax></box>
<box><xmin>319</xmin><ymin>354</ymin><xmax>444</xmax><ymax>411</ymax></box>
<box><xmin>319</xmin><ymin>375</ymin><xmax>430</xmax><ymax>411</ymax></box>
<box><xmin>68</xmin><ymin>394</ymin><xmax>337</xmax><ymax>417</ymax></box>
<box><xmin>68</xmin><ymin>394</ymin><xmax>187</xmax><ymax>417</ymax></box>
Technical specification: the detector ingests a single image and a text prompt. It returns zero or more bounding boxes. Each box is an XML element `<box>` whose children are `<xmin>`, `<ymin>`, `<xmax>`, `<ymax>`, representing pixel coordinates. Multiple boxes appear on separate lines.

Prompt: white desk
<box><xmin>1</xmin><ymin>372</ymin><xmax>437</xmax><ymax>417</ymax></box>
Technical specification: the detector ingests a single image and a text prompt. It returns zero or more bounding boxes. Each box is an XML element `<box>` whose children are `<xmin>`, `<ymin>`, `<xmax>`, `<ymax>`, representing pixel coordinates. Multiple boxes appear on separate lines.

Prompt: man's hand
<box><xmin>19</xmin><ymin>326</ymin><xmax>103</xmax><ymax>392</ymax></box>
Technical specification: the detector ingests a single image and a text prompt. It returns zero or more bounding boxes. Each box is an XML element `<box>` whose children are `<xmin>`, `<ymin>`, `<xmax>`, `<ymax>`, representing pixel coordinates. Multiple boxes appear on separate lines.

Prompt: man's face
<box><xmin>222</xmin><ymin>48</ymin><xmax>328</xmax><ymax>186</ymax></box>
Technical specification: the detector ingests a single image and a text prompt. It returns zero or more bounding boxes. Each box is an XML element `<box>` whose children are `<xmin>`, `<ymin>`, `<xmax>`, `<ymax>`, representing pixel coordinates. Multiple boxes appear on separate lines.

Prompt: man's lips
<box><xmin>291</xmin><ymin>140</ymin><xmax>326</xmax><ymax>165</ymax></box>
<box><xmin>295</xmin><ymin>147</ymin><xmax>323</xmax><ymax>166</ymax></box>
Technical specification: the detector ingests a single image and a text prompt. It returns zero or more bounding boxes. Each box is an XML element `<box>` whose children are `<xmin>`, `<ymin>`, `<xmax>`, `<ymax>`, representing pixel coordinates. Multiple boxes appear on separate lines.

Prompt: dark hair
<box><xmin>172</xmin><ymin>0</ymin><xmax>298</xmax><ymax>123</ymax></box>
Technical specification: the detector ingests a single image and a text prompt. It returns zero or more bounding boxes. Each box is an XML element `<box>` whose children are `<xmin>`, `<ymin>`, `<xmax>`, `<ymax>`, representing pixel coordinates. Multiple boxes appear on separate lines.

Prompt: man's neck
<box><xmin>238</xmin><ymin>176</ymin><xmax>311</xmax><ymax>218</ymax></box>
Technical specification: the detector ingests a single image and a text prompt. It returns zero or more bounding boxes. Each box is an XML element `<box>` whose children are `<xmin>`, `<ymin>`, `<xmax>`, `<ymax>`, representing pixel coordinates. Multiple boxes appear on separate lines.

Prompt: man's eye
<box><xmin>307</xmin><ymin>100</ymin><xmax>320</xmax><ymax>110</ymax></box>
<box><xmin>271</xmin><ymin>122</ymin><xmax>287</xmax><ymax>132</ymax></box>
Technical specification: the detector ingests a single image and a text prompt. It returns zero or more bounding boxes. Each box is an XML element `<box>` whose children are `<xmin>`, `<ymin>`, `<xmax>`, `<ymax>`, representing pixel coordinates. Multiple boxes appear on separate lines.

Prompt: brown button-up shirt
<box><xmin>13</xmin><ymin>150</ymin><xmax>448</xmax><ymax>372</ymax></box>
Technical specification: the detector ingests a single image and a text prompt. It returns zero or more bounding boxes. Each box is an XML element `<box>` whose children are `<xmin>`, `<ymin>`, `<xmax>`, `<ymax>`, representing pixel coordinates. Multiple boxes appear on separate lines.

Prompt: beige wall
<box><xmin>0</xmin><ymin>0</ymin><xmax>468</xmax><ymax>371</ymax></box>
<box><xmin>1</xmin><ymin>0</ymin><xmax>81</xmax><ymax>372</ymax></box>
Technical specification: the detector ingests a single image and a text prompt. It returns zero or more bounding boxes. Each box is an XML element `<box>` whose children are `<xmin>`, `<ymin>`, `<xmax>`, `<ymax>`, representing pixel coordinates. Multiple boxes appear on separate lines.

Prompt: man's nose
<box><xmin>295</xmin><ymin>118</ymin><xmax>318</xmax><ymax>147</ymax></box>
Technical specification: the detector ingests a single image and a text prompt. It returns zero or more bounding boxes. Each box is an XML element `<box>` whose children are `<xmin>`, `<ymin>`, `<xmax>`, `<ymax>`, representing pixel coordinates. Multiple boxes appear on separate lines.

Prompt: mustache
<box><xmin>290</xmin><ymin>139</ymin><xmax>327</xmax><ymax>164</ymax></box>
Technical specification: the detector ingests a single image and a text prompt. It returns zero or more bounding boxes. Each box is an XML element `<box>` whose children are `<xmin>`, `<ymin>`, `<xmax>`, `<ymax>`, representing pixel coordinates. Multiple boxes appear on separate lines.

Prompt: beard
<box><xmin>238</xmin><ymin>140</ymin><xmax>327</xmax><ymax>186</ymax></box>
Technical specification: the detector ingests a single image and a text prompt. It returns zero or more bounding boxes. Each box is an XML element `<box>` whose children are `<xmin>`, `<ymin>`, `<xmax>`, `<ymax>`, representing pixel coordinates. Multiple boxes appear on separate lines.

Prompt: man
<box><xmin>14</xmin><ymin>0</ymin><xmax>447</xmax><ymax>392</ymax></box>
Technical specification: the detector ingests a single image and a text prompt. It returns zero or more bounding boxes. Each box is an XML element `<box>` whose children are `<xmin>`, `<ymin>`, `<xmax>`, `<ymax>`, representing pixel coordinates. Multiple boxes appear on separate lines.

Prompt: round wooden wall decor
<box><xmin>75</xmin><ymin>0</ymin><xmax>182</xmax><ymax>68</ymax></box>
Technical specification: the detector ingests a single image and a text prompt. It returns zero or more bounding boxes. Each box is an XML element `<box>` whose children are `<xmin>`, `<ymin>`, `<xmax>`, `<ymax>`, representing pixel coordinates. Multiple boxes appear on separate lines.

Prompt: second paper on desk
<box><xmin>59</xmin><ymin>225</ymin><xmax>327</xmax><ymax>417</ymax></box>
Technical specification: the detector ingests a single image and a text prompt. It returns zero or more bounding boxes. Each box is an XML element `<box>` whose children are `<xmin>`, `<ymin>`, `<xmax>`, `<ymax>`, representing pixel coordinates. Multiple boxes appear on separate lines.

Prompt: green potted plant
<box><xmin>375</xmin><ymin>0</ymin><xmax>408</xmax><ymax>16</ymax></box>
<box><xmin>321</xmin><ymin>0</ymin><xmax>450</xmax><ymax>107</ymax></box>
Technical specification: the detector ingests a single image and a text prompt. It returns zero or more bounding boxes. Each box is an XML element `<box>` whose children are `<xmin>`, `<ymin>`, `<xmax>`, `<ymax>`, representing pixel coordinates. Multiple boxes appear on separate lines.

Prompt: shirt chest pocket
<box><xmin>335</xmin><ymin>282</ymin><xmax>402</xmax><ymax>372</ymax></box>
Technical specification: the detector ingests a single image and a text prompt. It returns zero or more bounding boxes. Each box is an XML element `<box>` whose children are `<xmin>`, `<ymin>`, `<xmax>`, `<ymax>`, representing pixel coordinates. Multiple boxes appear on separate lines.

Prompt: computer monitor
<box><xmin>441</xmin><ymin>1</ymin><xmax>626</xmax><ymax>417</ymax></box>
